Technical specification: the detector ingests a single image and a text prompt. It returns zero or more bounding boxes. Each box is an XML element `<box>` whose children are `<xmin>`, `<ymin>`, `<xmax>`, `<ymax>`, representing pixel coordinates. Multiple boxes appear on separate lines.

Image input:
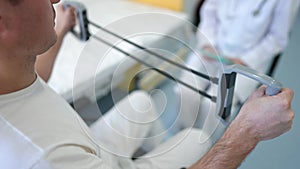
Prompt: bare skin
<box><xmin>35</xmin><ymin>4</ymin><xmax>76</xmax><ymax>82</ymax></box>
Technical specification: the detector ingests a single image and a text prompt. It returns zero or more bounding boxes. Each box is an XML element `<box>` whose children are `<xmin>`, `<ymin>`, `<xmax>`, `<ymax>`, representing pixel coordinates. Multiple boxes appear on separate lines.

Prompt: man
<box><xmin>0</xmin><ymin>0</ymin><xmax>294</xmax><ymax>168</ymax></box>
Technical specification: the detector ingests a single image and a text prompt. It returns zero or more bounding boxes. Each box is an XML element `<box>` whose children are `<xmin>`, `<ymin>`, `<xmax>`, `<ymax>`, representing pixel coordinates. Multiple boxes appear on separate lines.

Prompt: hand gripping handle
<box><xmin>63</xmin><ymin>1</ymin><xmax>90</xmax><ymax>41</ymax></box>
<box><xmin>217</xmin><ymin>64</ymin><xmax>283</xmax><ymax>121</ymax></box>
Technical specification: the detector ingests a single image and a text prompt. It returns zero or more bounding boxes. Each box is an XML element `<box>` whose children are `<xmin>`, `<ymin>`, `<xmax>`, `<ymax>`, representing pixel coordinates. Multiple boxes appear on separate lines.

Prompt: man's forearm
<box><xmin>189</xmin><ymin>123</ymin><xmax>259</xmax><ymax>169</ymax></box>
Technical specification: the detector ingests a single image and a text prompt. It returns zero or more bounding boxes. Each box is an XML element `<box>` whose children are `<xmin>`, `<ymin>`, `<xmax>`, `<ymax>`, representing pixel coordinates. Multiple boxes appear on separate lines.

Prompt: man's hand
<box><xmin>55</xmin><ymin>4</ymin><xmax>76</xmax><ymax>38</ymax></box>
<box><xmin>189</xmin><ymin>86</ymin><xmax>294</xmax><ymax>169</ymax></box>
<box><xmin>233</xmin><ymin>85</ymin><xmax>294</xmax><ymax>141</ymax></box>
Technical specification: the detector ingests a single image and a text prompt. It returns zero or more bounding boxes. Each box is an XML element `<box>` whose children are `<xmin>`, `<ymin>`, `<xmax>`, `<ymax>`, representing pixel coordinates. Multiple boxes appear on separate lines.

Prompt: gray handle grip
<box><xmin>224</xmin><ymin>64</ymin><xmax>283</xmax><ymax>96</ymax></box>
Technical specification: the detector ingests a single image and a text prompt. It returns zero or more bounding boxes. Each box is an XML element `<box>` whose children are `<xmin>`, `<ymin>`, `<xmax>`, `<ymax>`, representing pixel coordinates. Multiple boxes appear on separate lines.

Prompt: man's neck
<box><xmin>0</xmin><ymin>56</ymin><xmax>37</xmax><ymax>95</ymax></box>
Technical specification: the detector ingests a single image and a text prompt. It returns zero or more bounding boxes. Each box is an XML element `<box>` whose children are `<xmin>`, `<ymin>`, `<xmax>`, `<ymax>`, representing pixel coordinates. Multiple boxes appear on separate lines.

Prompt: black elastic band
<box><xmin>91</xmin><ymin>34</ymin><xmax>217</xmax><ymax>102</ymax></box>
<box><xmin>89</xmin><ymin>20</ymin><xmax>219</xmax><ymax>84</ymax></box>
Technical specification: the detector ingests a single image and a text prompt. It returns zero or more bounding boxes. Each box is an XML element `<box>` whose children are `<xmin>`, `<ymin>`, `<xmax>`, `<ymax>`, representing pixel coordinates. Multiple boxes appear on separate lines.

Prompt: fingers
<box><xmin>235</xmin><ymin>85</ymin><xmax>295</xmax><ymax>142</ymax></box>
<box><xmin>270</xmin><ymin>88</ymin><xmax>294</xmax><ymax>113</ymax></box>
<box><xmin>57</xmin><ymin>3</ymin><xmax>75</xmax><ymax>14</ymax></box>
<box><xmin>248</xmin><ymin>85</ymin><xmax>267</xmax><ymax>100</ymax></box>
<box><xmin>54</xmin><ymin>3</ymin><xmax>76</xmax><ymax>35</ymax></box>
<box><xmin>277</xmin><ymin>88</ymin><xmax>294</xmax><ymax>102</ymax></box>
<box><xmin>67</xmin><ymin>7</ymin><xmax>76</xmax><ymax>27</ymax></box>
<box><xmin>249</xmin><ymin>86</ymin><xmax>294</xmax><ymax>103</ymax></box>
<box><xmin>66</xmin><ymin>6</ymin><xmax>76</xmax><ymax>14</ymax></box>
<box><xmin>56</xmin><ymin>3</ymin><xmax>65</xmax><ymax>12</ymax></box>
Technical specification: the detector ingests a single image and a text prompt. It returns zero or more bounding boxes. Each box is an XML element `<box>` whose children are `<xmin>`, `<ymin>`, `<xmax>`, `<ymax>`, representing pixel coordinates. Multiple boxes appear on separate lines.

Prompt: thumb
<box><xmin>249</xmin><ymin>85</ymin><xmax>266</xmax><ymax>99</ymax></box>
<box><xmin>57</xmin><ymin>3</ymin><xmax>64</xmax><ymax>10</ymax></box>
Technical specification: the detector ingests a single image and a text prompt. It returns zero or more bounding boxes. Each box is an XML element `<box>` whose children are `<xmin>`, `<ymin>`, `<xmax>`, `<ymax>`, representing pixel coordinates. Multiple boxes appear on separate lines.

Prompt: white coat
<box><xmin>197</xmin><ymin>0</ymin><xmax>299</xmax><ymax>72</ymax></box>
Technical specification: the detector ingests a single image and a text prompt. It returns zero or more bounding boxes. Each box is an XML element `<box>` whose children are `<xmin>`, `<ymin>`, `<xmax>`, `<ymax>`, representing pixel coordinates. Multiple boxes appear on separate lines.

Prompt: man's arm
<box><xmin>35</xmin><ymin>4</ymin><xmax>76</xmax><ymax>82</ymax></box>
<box><xmin>189</xmin><ymin>86</ymin><xmax>294</xmax><ymax>169</ymax></box>
<box><xmin>189</xmin><ymin>125</ymin><xmax>258</xmax><ymax>169</ymax></box>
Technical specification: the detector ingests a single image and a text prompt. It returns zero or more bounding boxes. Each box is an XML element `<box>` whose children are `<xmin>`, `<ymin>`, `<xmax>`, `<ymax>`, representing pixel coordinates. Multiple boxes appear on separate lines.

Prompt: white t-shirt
<box><xmin>0</xmin><ymin>77</ymin><xmax>214</xmax><ymax>169</ymax></box>
<box><xmin>0</xmin><ymin>77</ymin><xmax>112</xmax><ymax>169</ymax></box>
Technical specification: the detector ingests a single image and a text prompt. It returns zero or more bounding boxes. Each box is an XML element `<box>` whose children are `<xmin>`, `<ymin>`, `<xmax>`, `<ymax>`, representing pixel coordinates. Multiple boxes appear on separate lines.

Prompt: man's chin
<box><xmin>48</xmin><ymin>33</ymin><xmax>58</xmax><ymax>49</ymax></box>
<box><xmin>39</xmin><ymin>34</ymin><xmax>57</xmax><ymax>55</ymax></box>
<box><xmin>52</xmin><ymin>33</ymin><xmax>58</xmax><ymax>46</ymax></box>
